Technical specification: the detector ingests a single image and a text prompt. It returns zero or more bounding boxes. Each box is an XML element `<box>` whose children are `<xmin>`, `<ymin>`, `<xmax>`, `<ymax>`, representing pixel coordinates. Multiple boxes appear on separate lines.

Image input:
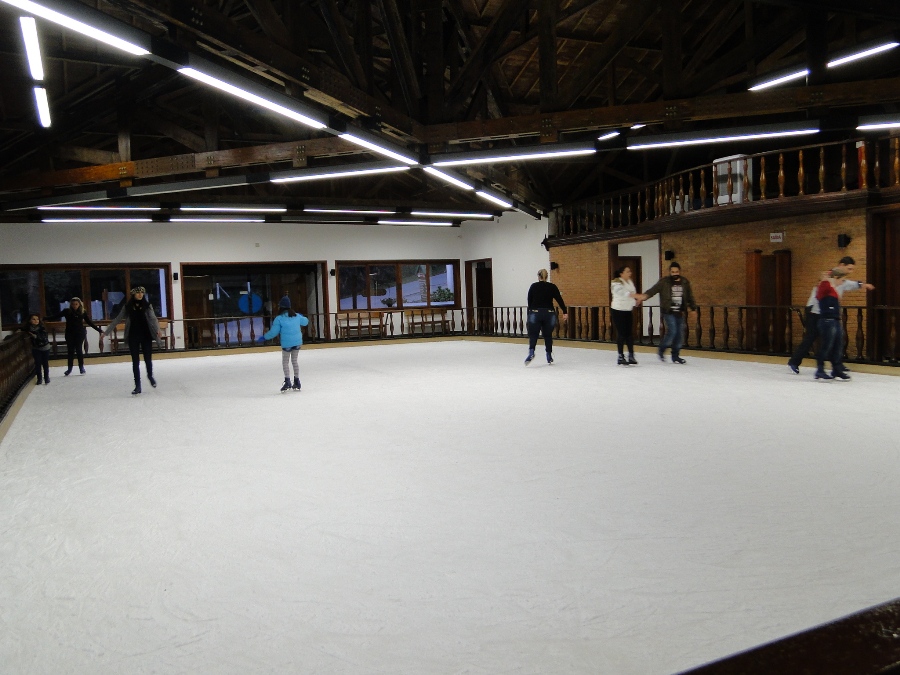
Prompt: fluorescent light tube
<box><xmin>1</xmin><ymin>0</ymin><xmax>150</xmax><ymax>56</ymax></box>
<box><xmin>857</xmin><ymin>114</ymin><xmax>900</xmax><ymax>131</ymax></box>
<box><xmin>339</xmin><ymin>132</ymin><xmax>419</xmax><ymax>165</ymax></box>
<box><xmin>305</xmin><ymin>208</ymin><xmax>396</xmax><ymax>214</ymax></box>
<box><xmin>433</xmin><ymin>147</ymin><xmax>596</xmax><ymax>167</ymax></box>
<box><xmin>597</xmin><ymin>131</ymin><xmax>620</xmax><ymax>141</ymax></box>
<box><xmin>423</xmin><ymin>167</ymin><xmax>475</xmax><ymax>190</ymax></box>
<box><xmin>271</xmin><ymin>165</ymin><xmax>409</xmax><ymax>184</ymax></box>
<box><xmin>42</xmin><ymin>218</ymin><xmax>153</xmax><ymax>223</ymax></box>
<box><xmin>475</xmin><ymin>191</ymin><xmax>513</xmax><ymax>208</ymax></box>
<box><xmin>180</xmin><ymin>67</ymin><xmax>326</xmax><ymax>129</ymax></box>
<box><xmin>180</xmin><ymin>206</ymin><xmax>287</xmax><ymax>212</ymax></box>
<box><xmin>37</xmin><ymin>205</ymin><xmax>161</xmax><ymax>210</ymax></box>
<box><xmin>170</xmin><ymin>218</ymin><xmax>264</xmax><ymax>223</ymax></box>
<box><xmin>378</xmin><ymin>219</ymin><xmax>453</xmax><ymax>227</ymax></box>
<box><xmin>19</xmin><ymin>17</ymin><xmax>43</xmax><ymax>80</ymax></box>
<box><xmin>411</xmin><ymin>211</ymin><xmax>493</xmax><ymax>219</ymax></box>
<box><xmin>627</xmin><ymin>123</ymin><xmax>819</xmax><ymax>150</ymax></box>
<box><xmin>748</xmin><ymin>68</ymin><xmax>809</xmax><ymax>91</ymax></box>
<box><xmin>828</xmin><ymin>41</ymin><xmax>900</xmax><ymax>68</ymax></box>
<box><xmin>33</xmin><ymin>86</ymin><xmax>50</xmax><ymax>127</ymax></box>
<box><xmin>630</xmin><ymin>123</ymin><xmax>646</xmax><ymax>129</ymax></box>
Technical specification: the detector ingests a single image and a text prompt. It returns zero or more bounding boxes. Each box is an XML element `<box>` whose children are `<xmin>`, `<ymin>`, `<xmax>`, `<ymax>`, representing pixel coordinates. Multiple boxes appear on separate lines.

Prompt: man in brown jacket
<box><xmin>635</xmin><ymin>261</ymin><xmax>698</xmax><ymax>364</ymax></box>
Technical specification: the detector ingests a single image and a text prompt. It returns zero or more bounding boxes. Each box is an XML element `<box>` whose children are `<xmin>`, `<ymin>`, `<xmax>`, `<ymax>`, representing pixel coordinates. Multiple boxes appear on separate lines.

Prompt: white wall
<box><xmin>460</xmin><ymin>211</ymin><xmax>549</xmax><ymax>307</ymax></box>
<box><xmin>0</xmin><ymin>213</ymin><xmax>547</xmax><ymax>341</ymax></box>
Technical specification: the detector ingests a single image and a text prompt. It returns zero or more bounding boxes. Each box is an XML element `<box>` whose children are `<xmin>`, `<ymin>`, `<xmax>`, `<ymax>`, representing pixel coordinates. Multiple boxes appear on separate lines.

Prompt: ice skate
<box><xmin>524</xmin><ymin>350</ymin><xmax>534</xmax><ymax>365</ymax></box>
<box><xmin>617</xmin><ymin>354</ymin><xmax>628</xmax><ymax>366</ymax></box>
<box><xmin>672</xmin><ymin>356</ymin><xmax>686</xmax><ymax>364</ymax></box>
<box><xmin>148</xmin><ymin>375</ymin><xmax>157</xmax><ymax>388</ymax></box>
<box><xmin>814</xmin><ymin>370</ymin><xmax>833</xmax><ymax>380</ymax></box>
<box><xmin>832</xmin><ymin>370</ymin><xmax>851</xmax><ymax>381</ymax></box>
<box><xmin>132</xmin><ymin>384</ymin><xmax>141</xmax><ymax>395</ymax></box>
<box><xmin>546</xmin><ymin>351</ymin><xmax>553</xmax><ymax>364</ymax></box>
<box><xmin>292</xmin><ymin>377</ymin><xmax>301</xmax><ymax>391</ymax></box>
<box><xmin>280</xmin><ymin>378</ymin><xmax>292</xmax><ymax>393</ymax></box>
<box><xmin>79</xmin><ymin>366</ymin><xmax>86</xmax><ymax>375</ymax></box>
<box><xmin>64</xmin><ymin>368</ymin><xmax>72</xmax><ymax>376</ymax></box>
<box><xmin>627</xmin><ymin>354</ymin><xmax>638</xmax><ymax>365</ymax></box>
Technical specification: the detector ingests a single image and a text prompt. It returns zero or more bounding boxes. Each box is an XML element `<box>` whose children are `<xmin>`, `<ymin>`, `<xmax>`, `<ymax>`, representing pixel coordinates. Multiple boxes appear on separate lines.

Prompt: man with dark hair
<box><xmin>787</xmin><ymin>256</ymin><xmax>874</xmax><ymax>374</ymax></box>
<box><xmin>634</xmin><ymin>261</ymin><xmax>698</xmax><ymax>364</ymax></box>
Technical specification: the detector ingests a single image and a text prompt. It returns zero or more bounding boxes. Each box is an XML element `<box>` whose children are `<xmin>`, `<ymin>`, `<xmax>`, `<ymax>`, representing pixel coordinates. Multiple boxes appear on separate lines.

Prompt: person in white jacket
<box><xmin>610</xmin><ymin>266</ymin><xmax>640</xmax><ymax>365</ymax></box>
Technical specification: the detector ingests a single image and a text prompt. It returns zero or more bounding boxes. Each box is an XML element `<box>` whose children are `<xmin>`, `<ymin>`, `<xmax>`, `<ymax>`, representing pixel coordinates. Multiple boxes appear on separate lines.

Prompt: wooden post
<box><xmin>700</xmin><ymin>167</ymin><xmax>707</xmax><ymax>208</ymax></box>
<box><xmin>841</xmin><ymin>143</ymin><xmax>848</xmax><ymax>192</ymax></box>
<box><xmin>819</xmin><ymin>146</ymin><xmax>825</xmax><ymax>193</ymax></box>
<box><xmin>760</xmin><ymin>155</ymin><xmax>767</xmax><ymax>200</ymax></box>
<box><xmin>742</xmin><ymin>158</ymin><xmax>749</xmax><ymax>203</ymax></box>
<box><xmin>798</xmin><ymin>149</ymin><xmax>805</xmax><ymax>196</ymax></box>
<box><xmin>778</xmin><ymin>153</ymin><xmax>785</xmax><ymax>197</ymax></box>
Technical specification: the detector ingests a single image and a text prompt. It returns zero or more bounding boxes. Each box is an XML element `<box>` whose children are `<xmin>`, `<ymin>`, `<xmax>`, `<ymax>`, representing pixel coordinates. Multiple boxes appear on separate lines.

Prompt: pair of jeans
<box><xmin>659</xmin><ymin>312</ymin><xmax>685</xmax><ymax>358</ymax></box>
<box><xmin>527</xmin><ymin>309</ymin><xmax>557</xmax><ymax>353</ymax></box>
<box><xmin>32</xmin><ymin>349</ymin><xmax>49</xmax><ymax>382</ymax></box>
<box><xmin>129</xmin><ymin>338</ymin><xmax>154</xmax><ymax>385</ymax></box>
<box><xmin>788</xmin><ymin>306</ymin><xmax>819</xmax><ymax>367</ymax></box>
<box><xmin>816</xmin><ymin>317</ymin><xmax>842</xmax><ymax>372</ymax></box>
<box><xmin>611</xmin><ymin>309</ymin><xmax>634</xmax><ymax>355</ymax></box>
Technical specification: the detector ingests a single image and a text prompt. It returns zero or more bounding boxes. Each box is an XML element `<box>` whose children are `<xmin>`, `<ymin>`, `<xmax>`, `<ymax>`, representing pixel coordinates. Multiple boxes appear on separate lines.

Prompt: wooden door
<box><xmin>869</xmin><ymin>214</ymin><xmax>900</xmax><ymax>361</ymax></box>
<box><xmin>746</xmin><ymin>250</ymin><xmax>791</xmax><ymax>351</ymax></box>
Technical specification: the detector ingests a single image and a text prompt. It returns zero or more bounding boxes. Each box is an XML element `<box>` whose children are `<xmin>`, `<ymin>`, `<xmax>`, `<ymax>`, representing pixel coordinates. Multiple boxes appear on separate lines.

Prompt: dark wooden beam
<box><xmin>242</xmin><ymin>0</ymin><xmax>292</xmax><ymax>50</ymax></box>
<box><xmin>376</xmin><ymin>0</ymin><xmax>423</xmax><ymax>115</ymax></box>
<box><xmin>55</xmin><ymin>145</ymin><xmax>121</xmax><ymax>166</ymax></box>
<box><xmin>424</xmin><ymin>0</ymin><xmax>445</xmax><ymax>122</ymax></box>
<box><xmin>117</xmin><ymin>109</ymin><xmax>132</xmax><ymax>163</ymax></box>
<box><xmin>752</xmin><ymin>0</ymin><xmax>900</xmax><ymax>22</ymax></box>
<box><xmin>444</xmin><ymin>0</ymin><xmax>526</xmax><ymax>116</ymax></box>
<box><xmin>319</xmin><ymin>0</ymin><xmax>369</xmax><ymax>90</ymax></box>
<box><xmin>556</xmin><ymin>0</ymin><xmax>659</xmax><ymax>108</ymax></box>
<box><xmin>424</xmin><ymin>74</ymin><xmax>900</xmax><ymax>144</ymax></box>
<box><xmin>110</xmin><ymin>0</ymin><xmax>423</xmax><ymax>140</ymax></box>
<box><xmin>494</xmin><ymin>0</ymin><xmax>609</xmax><ymax>61</ymax></box>
<box><xmin>354</xmin><ymin>0</ymin><xmax>375</xmax><ymax>96</ymax></box>
<box><xmin>134</xmin><ymin>109</ymin><xmax>206</xmax><ymax>153</ymax></box>
<box><xmin>538</xmin><ymin>0</ymin><xmax>559</xmax><ymax>112</ymax></box>
<box><xmin>659</xmin><ymin>0</ymin><xmax>683</xmax><ymax>99</ymax></box>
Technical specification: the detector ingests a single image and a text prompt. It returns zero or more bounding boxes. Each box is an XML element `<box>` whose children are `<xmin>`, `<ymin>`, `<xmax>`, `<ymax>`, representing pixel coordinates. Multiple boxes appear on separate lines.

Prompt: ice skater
<box><xmin>610</xmin><ymin>266</ymin><xmax>641</xmax><ymax>365</ymax></box>
<box><xmin>47</xmin><ymin>297</ymin><xmax>102</xmax><ymax>376</ymax></box>
<box><xmin>814</xmin><ymin>269</ymin><xmax>851</xmax><ymax>381</ymax></box>
<box><xmin>103</xmin><ymin>286</ymin><xmax>162</xmax><ymax>395</ymax></box>
<box><xmin>22</xmin><ymin>313</ymin><xmax>51</xmax><ymax>385</ymax></box>
<box><xmin>788</xmin><ymin>256</ymin><xmax>874</xmax><ymax>374</ymax></box>
<box><xmin>525</xmin><ymin>268</ymin><xmax>568</xmax><ymax>365</ymax></box>
<box><xmin>263</xmin><ymin>295</ymin><xmax>309</xmax><ymax>392</ymax></box>
<box><xmin>634</xmin><ymin>261</ymin><xmax>697</xmax><ymax>364</ymax></box>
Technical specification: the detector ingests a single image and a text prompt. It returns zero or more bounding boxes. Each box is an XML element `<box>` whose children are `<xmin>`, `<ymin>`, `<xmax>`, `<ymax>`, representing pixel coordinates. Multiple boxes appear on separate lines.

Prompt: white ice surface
<box><xmin>1</xmin><ymin>341</ymin><xmax>898</xmax><ymax>675</ymax></box>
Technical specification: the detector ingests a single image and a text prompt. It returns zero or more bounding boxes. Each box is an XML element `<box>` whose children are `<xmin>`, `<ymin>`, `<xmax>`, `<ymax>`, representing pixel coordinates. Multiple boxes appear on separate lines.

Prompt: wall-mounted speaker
<box><xmin>837</xmin><ymin>234</ymin><xmax>852</xmax><ymax>248</ymax></box>
<box><xmin>550</xmin><ymin>261</ymin><xmax>559</xmax><ymax>270</ymax></box>
<box><xmin>664</xmin><ymin>250</ymin><xmax>676</xmax><ymax>260</ymax></box>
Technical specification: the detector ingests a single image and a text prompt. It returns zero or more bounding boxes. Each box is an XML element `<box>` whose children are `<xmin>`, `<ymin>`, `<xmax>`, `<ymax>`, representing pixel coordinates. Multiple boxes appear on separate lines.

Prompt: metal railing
<box><xmin>551</xmin><ymin>135</ymin><xmax>900</xmax><ymax>238</ymax></box>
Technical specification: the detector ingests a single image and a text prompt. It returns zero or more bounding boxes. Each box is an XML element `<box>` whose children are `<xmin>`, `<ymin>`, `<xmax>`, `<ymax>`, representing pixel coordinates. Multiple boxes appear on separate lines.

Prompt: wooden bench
<box><xmin>335</xmin><ymin>311</ymin><xmax>385</xmax><ymax>339</ymax></box>
<box><xmin>404</xmin><ymin>308</ymin><xmax>450</xmax><ymax>335</ymax></box>
<box><xmin>104</xmin><ymin>319</ymin><xmax>174</xmax><ymax>353</ymax></box>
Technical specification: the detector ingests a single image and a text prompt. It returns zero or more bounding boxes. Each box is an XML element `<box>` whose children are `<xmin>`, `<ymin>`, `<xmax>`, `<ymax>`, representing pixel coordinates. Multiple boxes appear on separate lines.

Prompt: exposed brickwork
<box><xmin>548</xmin><ymin>240</ymin><xmax>609</xmax><ymax>307</ymax></box>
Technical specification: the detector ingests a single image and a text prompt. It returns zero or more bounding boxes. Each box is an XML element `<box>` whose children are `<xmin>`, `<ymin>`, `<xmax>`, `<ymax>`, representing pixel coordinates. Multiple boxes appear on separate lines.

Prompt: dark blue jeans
<box><xmin>527</xmin><ymin>309</ymin><xmax>557</xmax><ymax>353</ymax></box>
<box><xmin>660</xmin><ymin>312</ymin><xmax>685</xmax><ymax>358</ymax></box>
<box><xmin>788</xmin><ymin>306</ymin><xmax>819</xmax><ymax>367</ymax></box>
<box><xmin>816</xmin><ymin>317</ymin><xmax>841</xmax><ymax>372</ymax></box>
<box><xmin>32</xmin><ymin>349</ymin><xmax>49</xmax><ymax>382</ymax></box>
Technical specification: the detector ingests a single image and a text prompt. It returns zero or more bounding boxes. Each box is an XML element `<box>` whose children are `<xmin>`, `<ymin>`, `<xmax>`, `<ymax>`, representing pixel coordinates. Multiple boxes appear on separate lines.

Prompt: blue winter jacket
<box><xmin>264</xmin><ymin>312</ymin><xmax>310</xmax><ymax>349</ymax></box>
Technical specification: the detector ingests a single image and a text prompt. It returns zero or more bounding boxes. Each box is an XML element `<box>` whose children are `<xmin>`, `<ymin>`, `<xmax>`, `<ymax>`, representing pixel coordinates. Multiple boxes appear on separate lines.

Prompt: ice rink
<box><xmin>1</xmin><ymin>339</ymin><xmax>898</xmax><ymax>675</ymax></box>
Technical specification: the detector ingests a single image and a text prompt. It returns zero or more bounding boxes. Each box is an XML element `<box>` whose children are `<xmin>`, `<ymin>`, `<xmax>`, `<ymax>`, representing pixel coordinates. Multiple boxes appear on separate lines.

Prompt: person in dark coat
<box><xmin>22</xmin><ymin>313</ymin><xmax>51</xmax><ymax>385</ymax></box>
<box><xmin>47</xmin><ymin>297</ymin><xmax>102</xmax><ymax>376</ymax></box>
<box><xmin>525</xmin><ymin>268</ymin><xmax>568</xmax><ymax>365</ymax></box>
<box><xmin>103</xmin><ymin>286</ymin><xmax>162</xmax><ymax>395</ymax></box>
<box><xmin>634</xmin><ymin>261</ymin><xmax>698</xmax><ymax>364</ymax></box>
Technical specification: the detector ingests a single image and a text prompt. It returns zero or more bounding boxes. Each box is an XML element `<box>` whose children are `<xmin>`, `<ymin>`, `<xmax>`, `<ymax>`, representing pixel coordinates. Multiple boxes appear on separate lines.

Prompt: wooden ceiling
<box><xmin>0</xmin><ymin>0</ymin><xmax>899</xmax><ymax>216</ymax></box>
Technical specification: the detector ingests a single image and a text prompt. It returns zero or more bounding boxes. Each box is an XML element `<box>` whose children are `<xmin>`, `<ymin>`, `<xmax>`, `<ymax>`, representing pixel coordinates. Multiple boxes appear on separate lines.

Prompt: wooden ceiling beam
<box><xmin>318</xmin><ymin>0</ymin><xmax>369</xmax><ymax>90</ymax></box>
<box><xmin>242</xmin><ymin>0</ymin><xmax>292</xmax><ymax>50</ymax></box>
<box><xmin>54</xmin><ymin>145</ymin><xmax>121</xmax><ymax>166</ymax></box>
<box><xmin>375</xmin><ymin>0</ymin><xmax>423</xmax><ymax>115</ymax></box>
<box><xmin>109</xmin><ymin>0</ymin><xmax>423</xmax><ymax>140</ymax></box>
<box><xmin>424</xmin><ymin>74</ymin><xmax>900</xmax><ymax>144</ymax></box>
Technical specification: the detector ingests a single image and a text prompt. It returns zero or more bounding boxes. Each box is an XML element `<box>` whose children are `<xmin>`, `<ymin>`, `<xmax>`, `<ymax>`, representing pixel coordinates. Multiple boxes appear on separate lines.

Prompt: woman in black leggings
<box><xmin>104</xmin><ymin>287</ymin><xmax>162</xmax><ymax>395</ymax></box>
<box><xmin>525</xmin><ymin>269</ymin><xmax>568</xmax><ymax>365</ymax></box>
<box><xmin>610</xmin><ymin>266</ymin><xmax>640</xmax><ymax>365</ymax></box>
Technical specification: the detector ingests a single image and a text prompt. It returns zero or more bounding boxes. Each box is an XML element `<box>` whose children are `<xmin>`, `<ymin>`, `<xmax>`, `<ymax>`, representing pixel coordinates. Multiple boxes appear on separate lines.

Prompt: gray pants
<box><xmin>282</xmin><ymin>347</ymin><xmax>300</xmax><ymax>378</ymax></box>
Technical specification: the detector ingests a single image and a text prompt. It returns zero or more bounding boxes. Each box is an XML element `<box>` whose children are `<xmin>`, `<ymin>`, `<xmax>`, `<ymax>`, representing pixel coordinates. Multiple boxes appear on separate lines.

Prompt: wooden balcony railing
<box><xmin>550</xmin><ymin>135</ymin><xmax>900</xmax><ymax>239</ymax></box>
<box><xmin>0</xmin><ymin>332</ymin><xmax>35</xmax><ymax>420</ymax></box>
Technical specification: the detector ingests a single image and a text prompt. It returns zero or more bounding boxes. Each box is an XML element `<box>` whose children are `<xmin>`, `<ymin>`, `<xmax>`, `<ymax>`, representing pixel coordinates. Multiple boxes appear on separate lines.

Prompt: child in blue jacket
<box><xmin>263</xmin><ymin>295</ymin><xmax>310</xmax><ymax>392</ymax></box>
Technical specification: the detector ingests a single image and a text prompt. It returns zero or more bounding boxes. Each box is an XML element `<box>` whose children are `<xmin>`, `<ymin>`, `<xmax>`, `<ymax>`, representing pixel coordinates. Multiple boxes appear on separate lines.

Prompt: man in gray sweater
<box><xmin>635</xmin><ymin>261</ymin><xmax>698</xmax><ymax>364</ymax></box>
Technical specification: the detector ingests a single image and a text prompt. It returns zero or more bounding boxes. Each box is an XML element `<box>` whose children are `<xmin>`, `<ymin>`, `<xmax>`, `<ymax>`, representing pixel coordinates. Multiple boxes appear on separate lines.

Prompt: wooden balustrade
<box><xmin>0</xmin><ymin>332</ymin><xmax>33</xmax><ymax>420</ymax></box>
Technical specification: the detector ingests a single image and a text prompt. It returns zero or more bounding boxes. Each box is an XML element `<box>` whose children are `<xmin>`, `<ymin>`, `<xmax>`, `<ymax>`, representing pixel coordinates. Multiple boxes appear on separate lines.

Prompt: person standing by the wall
<box><xmin>814</xmin><ymin>269</ymin><xmax>851</xmax><ymax>381</ymax></box>
<box><xmin>22</xmin><ymin>313</ymin><xmax>51</xmax><ymax>385</ymax></box>
<box><xmin>788</xmin><ymin>256</ymin><xmax>874</xmax><ymax>374</ymax></box>
<box><xmin>610</xmin><ymin>266</ymin><xmax>640</xmax><ymax>365</ymax></box>
<box><xmin>263</xmin><ymin>295</ymin><xmax>309</xmax><ymax>392</ymax></box>
<box><xmin>634</xmin><ymin>261</ymin><xmax>698</xmax><ymax>364</ymax></box>
<box><xmin>525</xmin><ymin>269</ymin><xmax>568</xmax><ymax>365</ymax></box>
<box><xmin>47</xmin><ymin>297</ymin><xmax>102</xmax><ymax>376</ymax></box>
<box><xmin>104</xmin><ymin>287</ymin><xmax>162</xmax><ymax>395</ymax></box>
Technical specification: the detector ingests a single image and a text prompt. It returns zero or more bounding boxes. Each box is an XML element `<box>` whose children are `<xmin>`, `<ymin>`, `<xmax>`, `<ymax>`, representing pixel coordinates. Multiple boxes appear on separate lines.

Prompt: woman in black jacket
<box><xmin>525</xmin><ymin>269</ymin><xmax>568</xmax><ymax>365</ymax></box>
<box><xmin>47</xmin><ymin>297</ymin><xmax>102</xmax><ymax>376</ymax></box>
<box><xmin>103</xmin><ymin>287</ymin><xmax>162</xmax><ymax>395</ymax></box>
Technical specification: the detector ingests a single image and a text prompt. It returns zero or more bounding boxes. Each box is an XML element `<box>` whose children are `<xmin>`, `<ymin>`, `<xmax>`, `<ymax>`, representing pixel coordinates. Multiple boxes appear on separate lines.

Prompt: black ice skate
<box><xmin>148</xmin><ymin>375</ymin><xmax>157</xmax><ymax>388</ymax></box>
<box><xmin>617</xmin><ymin>354</ymin><xmax>628</xmax><ymax>366</ymax></box>
<box><xmin>132</xmin><ymin>384</ymin><xmax>141</xmax><ymax>395</ymax></box>
<box><xmin>546</xmin><ymin>352</ymin><xmax>554</xmax><ymax>364</ymax></box>
<box><xmin>627</xmin><ymin>354</ymin><xmax>638</xmax><ymax>365</ymax></box>
<box><xmin>525</xmin><ymin>350</ymin><xmax>534</xmax><ymax>365</ymax></box>
<box><xmin>292</xmin><ymin>377</ymin><xmax>301</xmax><ymax>391</ymax></box>
<box><xmin>280</xmin><ymin>378</ymin><xmax>292</xmax><ymax>393</ymax></box>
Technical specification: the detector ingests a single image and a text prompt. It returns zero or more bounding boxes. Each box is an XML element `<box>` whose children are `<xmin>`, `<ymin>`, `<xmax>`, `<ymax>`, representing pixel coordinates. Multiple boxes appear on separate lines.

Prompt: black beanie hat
<box><xmin>278</xmin><ymin>296</ymin><xmax>291</xmax><ymax>310</ymax></box>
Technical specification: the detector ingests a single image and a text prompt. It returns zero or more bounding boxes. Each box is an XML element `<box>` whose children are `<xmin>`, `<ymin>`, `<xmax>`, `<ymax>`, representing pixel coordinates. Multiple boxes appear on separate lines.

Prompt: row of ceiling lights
<box><xmin>3</xmin><ymin>0</ymin><xmax>900</xmax><ymax>219</ymax></box>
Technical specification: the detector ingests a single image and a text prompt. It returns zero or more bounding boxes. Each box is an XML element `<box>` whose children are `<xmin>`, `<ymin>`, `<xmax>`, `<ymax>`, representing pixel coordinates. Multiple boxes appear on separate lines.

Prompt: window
<box><xmin>129</xmin><ymin>269</ymin><xmax>168</xmax><ymax>318</ymax></box>
<box><xmin>43</xmin><ymin>270</ymin><xmax>82</xmax><ymax>317</ymax></box>
<box><xmin>0</xmin><ymin>271</ymin><xmax>40</xmax><ymax>325</ymax></box>
<box><xmin>336</xmin><ymin>261</ymin><xmax>459</xmax><ymax>310</ymax></box>
<box><xmin>89</xmin><ymin>269</ymin><xmax>127</xmax><ymax>320</ymax></box>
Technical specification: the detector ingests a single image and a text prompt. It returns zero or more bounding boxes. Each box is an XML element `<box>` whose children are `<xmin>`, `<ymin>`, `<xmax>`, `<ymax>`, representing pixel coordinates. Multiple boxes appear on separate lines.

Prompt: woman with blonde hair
<box><xmin>525</xmin><ymin>268</ymin><xmax>568</xmax><ymax>364</ymax></box>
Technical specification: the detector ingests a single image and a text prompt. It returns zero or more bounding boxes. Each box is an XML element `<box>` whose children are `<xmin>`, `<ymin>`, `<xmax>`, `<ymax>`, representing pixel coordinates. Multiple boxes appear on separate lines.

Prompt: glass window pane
<box><xmin>400</xmin><ymin>264</ymin><xmax>428</xmax><ymax>307</ymax></box>
<box><xmin>0</xmin><ymin>270</ymin><xmax>40</xmax><ymax>327</ymax></box>
<box><xmin>89</xmin><ymin>269</ymin><xmax>127</xmax><ymax>320</ymax></box>
<box><xmin>368</xmin><ymin>265</ymin><xmax>398</xmax><ymax>310</ymax></box>
<box><xmin>43</xmin><ymin>270</ymin><xmax>83</xmax><ymax>318</ymax></box>
<box><xmin>338</xmin><ymin>265</ymin><xmax>368</xmax><ymax>310</ymax></box>
<box><xmin>130</xmin><ymin>268</ymin><xmax>168</xmax><ymax>317</ymax></box>
<box><xmin>429</xmin><ymin>264</ymin><xmax>455</xmax><ymax>306</ymax></box>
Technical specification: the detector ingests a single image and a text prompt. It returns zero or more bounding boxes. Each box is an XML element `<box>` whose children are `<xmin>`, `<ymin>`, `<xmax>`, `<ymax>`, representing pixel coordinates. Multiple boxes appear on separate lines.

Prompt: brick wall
<box><xmin>548</xmin><ymin>240</ymin><xmax>609</xmax><ymax>307</ymax></box>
